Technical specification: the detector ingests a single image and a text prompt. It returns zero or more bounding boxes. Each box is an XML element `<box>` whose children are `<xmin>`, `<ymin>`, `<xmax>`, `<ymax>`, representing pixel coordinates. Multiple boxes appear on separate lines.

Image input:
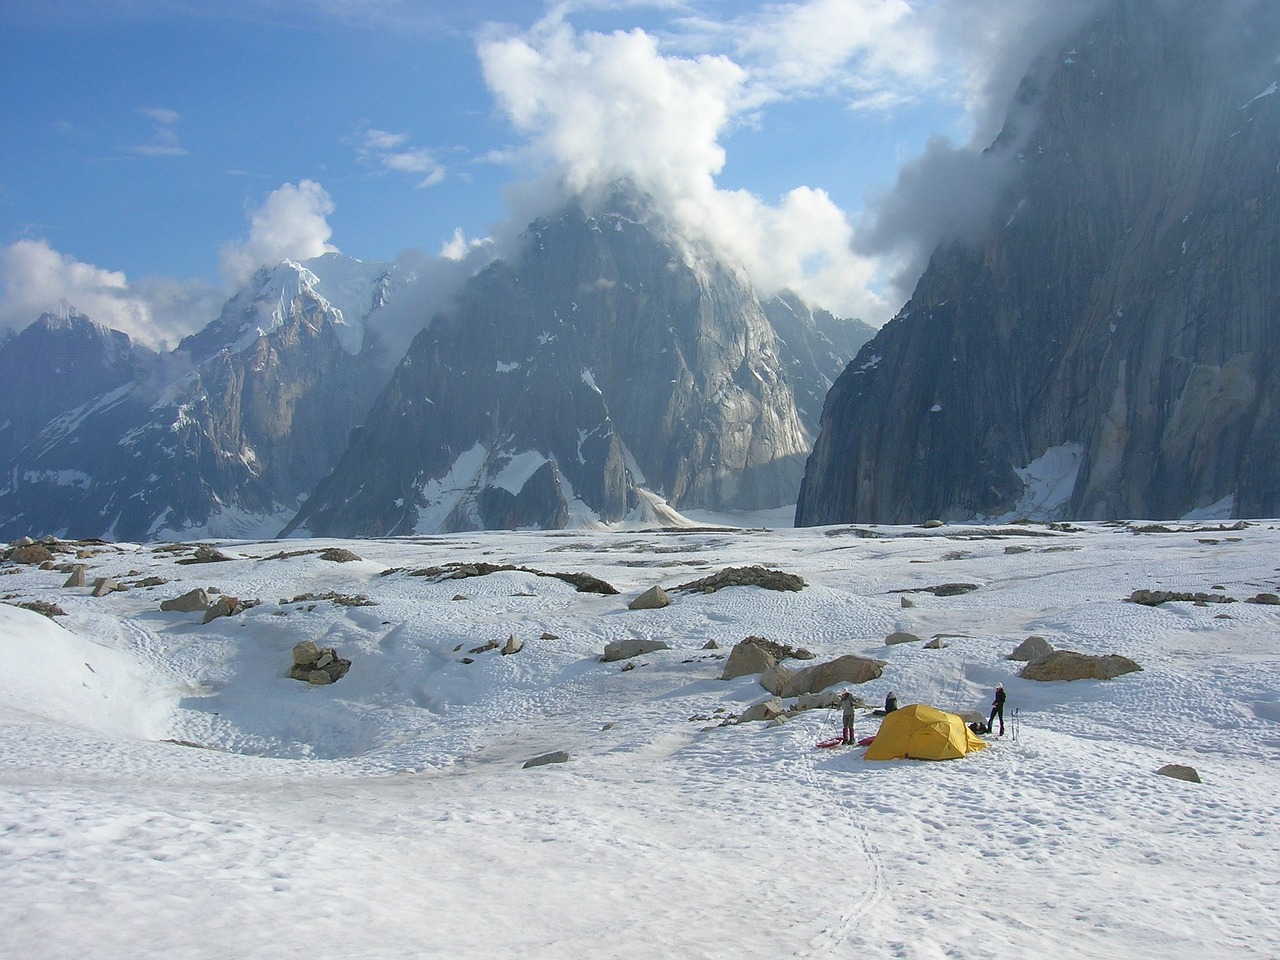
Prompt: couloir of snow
<box><xmin>1</xmin><ymin>520</ymin><xmax>1277</xmax><ymax>958</ymax></box>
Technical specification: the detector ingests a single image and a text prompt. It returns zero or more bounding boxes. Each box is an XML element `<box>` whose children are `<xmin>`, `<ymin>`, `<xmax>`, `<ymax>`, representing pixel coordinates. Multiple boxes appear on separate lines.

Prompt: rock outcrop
<box><xmin>602</xmin><ymin>638</ymin><xmax>670</xmax><ymax>662</ymax></box>
<box><xmin>1019</xmin><ymin>650</ymin><xmax>1142</xmax><ymax>682</ymax></box>
<box><xmin>1008</xmin><ymin>636</ymin><xmax>1054</xmax><ymax>661</ymax></box>
<box><xmin>778</xmin><ymin>655</ymin><xmax>886</xmax><ymax>696</ymax></box>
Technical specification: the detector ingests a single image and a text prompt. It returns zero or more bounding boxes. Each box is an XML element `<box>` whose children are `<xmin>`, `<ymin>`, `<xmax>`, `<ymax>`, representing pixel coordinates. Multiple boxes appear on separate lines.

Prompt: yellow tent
<box><xmin>863</xmin><ymin>703</ymin><xmax>988</xmax><ymax>761</ymax></box>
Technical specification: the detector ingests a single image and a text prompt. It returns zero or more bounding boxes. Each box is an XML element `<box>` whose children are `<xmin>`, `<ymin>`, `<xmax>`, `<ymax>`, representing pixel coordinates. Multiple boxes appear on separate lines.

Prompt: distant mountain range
<box><xmin>7</xmin><ymin>0</ymin><xmax>1271</xmax><ymax>540</ymax></box>
<box><xmin>0</xmin><ymin>191</ymin><xmax>871</xmax><ymax>540</ymax></box>
<box><xmin>798</xmin><ymin>0</ymin><xmax>1280</xmax><ymax>525</ymax></box>
<box><xmin>285</xmin><ymin>190</ymin><xmax>870</xmax><ymax>537</ymax></box>
<box><xmin>0</xmin><ymin>256</ymin><xmax>408</xmax><ymax>540</ymax></box>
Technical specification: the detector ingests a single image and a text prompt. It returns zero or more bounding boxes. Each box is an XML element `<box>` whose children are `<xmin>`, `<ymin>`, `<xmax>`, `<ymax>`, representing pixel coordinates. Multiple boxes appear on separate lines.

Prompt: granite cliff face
<box><xmin>287</xmin><ymin>190</ymin><xmax>860</xmax><ymax>537</ymax></box>
<box><xmin>798</xmin><ymin>0</ymin><xmax>1280</xmax><ymax>525</ymax></box>
<box><xmin>0</xmin><ymin>258</ymin><xmax>392</xmax><ymax>540</ymax></box>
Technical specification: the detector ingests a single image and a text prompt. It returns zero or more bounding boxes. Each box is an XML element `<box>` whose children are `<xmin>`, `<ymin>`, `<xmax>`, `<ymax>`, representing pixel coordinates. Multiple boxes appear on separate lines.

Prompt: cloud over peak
<box><xmin>219</xmin><ymin>180</ymin><xmax>340</xmax><ymax>287</ymax></box>
<box><xmin>1</xmin><ymin>180</ymin><xmax>341</xmax><ymax>348</ymax></box>
<box><xmin>0</xmin><ymin>239</ymin><xmax>220</xmax><ymax>349</ymax></box>
<box><xmin>478</xmin><ymin>13</ymin><xmax>886</xmax><ymax>320</ymax></box>
<box><xmin>474</xmin><ymin>1</ymin><xmax>1112</xmax><ymax>322</ymax></box>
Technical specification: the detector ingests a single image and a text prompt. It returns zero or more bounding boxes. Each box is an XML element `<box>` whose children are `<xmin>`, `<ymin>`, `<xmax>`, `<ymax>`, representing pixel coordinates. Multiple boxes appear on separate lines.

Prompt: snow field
<box><xmin>1</xmin><ymin>522</ymin><xmax>1278</xmax><ymax>958</ymax></box>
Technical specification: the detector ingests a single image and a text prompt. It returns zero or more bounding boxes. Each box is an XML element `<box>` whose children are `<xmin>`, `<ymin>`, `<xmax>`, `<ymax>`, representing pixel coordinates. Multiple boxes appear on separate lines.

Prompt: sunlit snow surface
<box><xmin>1</xmin><ymin>521</ymin><xmax>1278</xmax><ymax>958</ymax></box>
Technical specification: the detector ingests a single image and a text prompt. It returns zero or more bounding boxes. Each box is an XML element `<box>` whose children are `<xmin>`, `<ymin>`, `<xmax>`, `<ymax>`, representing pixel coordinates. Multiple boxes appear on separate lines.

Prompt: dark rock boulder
<box><xmin>523</xmin><ymin>751</ymin><xmax>570</xmax><ymax>769</ymax></box>
<box><xmin>885</xmin><ymin>631</ymin><xmax>922</xmax><ymax>646</ymax></box>
<box><xmin>779</xmin><ymin>655</ymin><xmax>886</xmax><ymax>696</ymax></box>
<box><xmin>628</xmin><ymin>585</ymin><xmax>671</xmax><ymax>610</ymax></box>
<box><xmin>1020</xmin><ymin>650</ymin><xmax>1142</xmax><ymax>681</ymax></box>
<box><xmin>1009</xmin><ymin>635</ymin><xmax>1054</xmax><ymax>661</ymax></box>
<box><xmin>160</xmin><ymin>588</ymin><xmax>212</xmax><ymax>613</ymax></box>
<box><xmin>1156</xmin><ymin>764</ymin><xmax>1202</xmax><ymax>784</ymax></box>
<box><xmin>602</xmin><ymin>638</ymin><xmax>670</xmax><ymax>662</ymax></box>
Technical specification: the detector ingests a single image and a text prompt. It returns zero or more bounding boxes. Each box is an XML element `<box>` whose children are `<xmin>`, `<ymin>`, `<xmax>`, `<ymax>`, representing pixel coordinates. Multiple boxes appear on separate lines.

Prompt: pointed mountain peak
<box><xmin>251</xmin><ymin>259</ymin><xmax>327</xmax><ymax>315</ymax></box>
<box><xmin>36</xmin><ymin>298</ymin><xmax>91</xmax><ymax>329</ymax></box>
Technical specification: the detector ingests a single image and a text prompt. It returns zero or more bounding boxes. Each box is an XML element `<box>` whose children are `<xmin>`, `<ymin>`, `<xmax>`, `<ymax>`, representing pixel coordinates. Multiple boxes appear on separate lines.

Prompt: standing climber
<box><xmin>841</xmin><ymin>692</ymin><xmax>857</xmax><ymax>745</ymax></box>
<box><xmin>989</xmin><ymin>683</ymin><xmax>1007</xmax><ymax>736</ymax></box>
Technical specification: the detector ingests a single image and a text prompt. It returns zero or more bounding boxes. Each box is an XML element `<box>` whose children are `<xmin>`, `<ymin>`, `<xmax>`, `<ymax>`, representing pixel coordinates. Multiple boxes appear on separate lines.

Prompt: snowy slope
<box><xmin>1</xmin><ymin>521</ymin><xmax>1277</xmax><ymax>958</ymax></box>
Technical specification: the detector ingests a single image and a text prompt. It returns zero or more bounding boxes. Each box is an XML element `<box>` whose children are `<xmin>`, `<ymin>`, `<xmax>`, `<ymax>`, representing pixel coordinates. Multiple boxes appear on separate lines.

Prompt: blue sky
<box><xmin>0</xmin><ymin>1</ymin><xmax>1100</xmax><ymax>347</ymax></box>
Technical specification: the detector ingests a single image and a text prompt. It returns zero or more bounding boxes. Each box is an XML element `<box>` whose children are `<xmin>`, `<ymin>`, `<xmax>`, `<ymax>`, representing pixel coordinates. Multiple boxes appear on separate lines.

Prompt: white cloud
<box><xmin>478</xmin><ymin>13</ymin><xmax>889</xmax><ymax>320</ymax></box>
<box><xmin>731</xmin><ymin>0</ymin><xmax>931</xmax><ymax>107</ymax></box>
<box><xmin>474</xmin><ymin>1</ymin><xmax>1108</xmax><ymax>323</ymax></box>
<box><xmin>0</xmin><ymin>178</ymin><xmax>347</xmax><ymax>349</ymax></box>
<box><xmin>353</xmin><ymin>126</ymin><xmax>447</xmax><ymax>188</ymax></box>
<box><xmin>219</xmin><ymin>180</ymin><xmax>340</xmax><ymax>286</ymax></box>
<box><xmin>0</xmin><ymin>239</ymin><xmax>219</xmax><ymax>349</ymax></box>
<box><xmin>129</xmin><ymin>106</ymin><xmax>188</xmax><ymax>157</ymax></box>
<box><xmin>440</xmin><ymin>227</ymin><xmax>491</xmax><ymax>261</ymax></box>
<box><xmin>139</xmin><ymin>106</ymin><xmax>181</xmax><ymax>126</ymax></box>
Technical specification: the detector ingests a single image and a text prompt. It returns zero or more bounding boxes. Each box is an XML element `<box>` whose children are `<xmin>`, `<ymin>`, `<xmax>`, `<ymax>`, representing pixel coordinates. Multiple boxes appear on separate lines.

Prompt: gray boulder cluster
<box><xmin>724</xmin><ymin>637</ymin><xmax>884</xmax><ymax>723</ymax></box>
<box><xmin>289</xmin><ymin>640</ymin><xmax>351</xmax><ymax>685</ymax></box>
<box><xmin>157</xmin><ymin>587</ymin><xmax>250</xmax><ymax>624</ymax></box>
<box><xmin>1128</xmin><ymin>589</ymin><xmax>1232</xmax><ymax>607</ymax></box>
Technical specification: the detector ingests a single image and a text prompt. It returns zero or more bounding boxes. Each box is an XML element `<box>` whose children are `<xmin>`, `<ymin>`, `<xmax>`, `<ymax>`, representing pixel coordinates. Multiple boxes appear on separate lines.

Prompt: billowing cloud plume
<box><xmin>219</xmin><ymin>180</ymin><xmax>340</xmax><ymax>286</ymax></box>
<box><xmin>476</xmin><ymin>1</ymin><xmax>1112</xmax><ymax>324</ymax></box>
<box><xmin>0</xmin><ymin>238</ymin><xmax>221</xmax><ymax>348</ymax></box>
<box><xmin>479</xmin><ymin>15</ymin><xmax>890</xmax><ymax>321</ymax></box>
<box><xmin>845</xmin><ymin>0</ymin><xmax>1111</xmax><ymax>305</ymax></box>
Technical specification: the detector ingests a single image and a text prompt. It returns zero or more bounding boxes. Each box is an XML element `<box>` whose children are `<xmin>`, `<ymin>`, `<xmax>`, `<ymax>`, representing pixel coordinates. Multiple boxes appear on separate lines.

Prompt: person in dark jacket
<box><xmin>989</xmin><ymin>684</ymin><xmax>1007</xmax><ymax>736</ymax></box>
<box><xmin>884</xmin><ymin>690</ymin><xmax>898</xmax><ymax>713</ymax></box>
<box><xmin>841</xmin><ymin>692</ymin><xmax>857</xmax><ymax>745</ymax></box>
